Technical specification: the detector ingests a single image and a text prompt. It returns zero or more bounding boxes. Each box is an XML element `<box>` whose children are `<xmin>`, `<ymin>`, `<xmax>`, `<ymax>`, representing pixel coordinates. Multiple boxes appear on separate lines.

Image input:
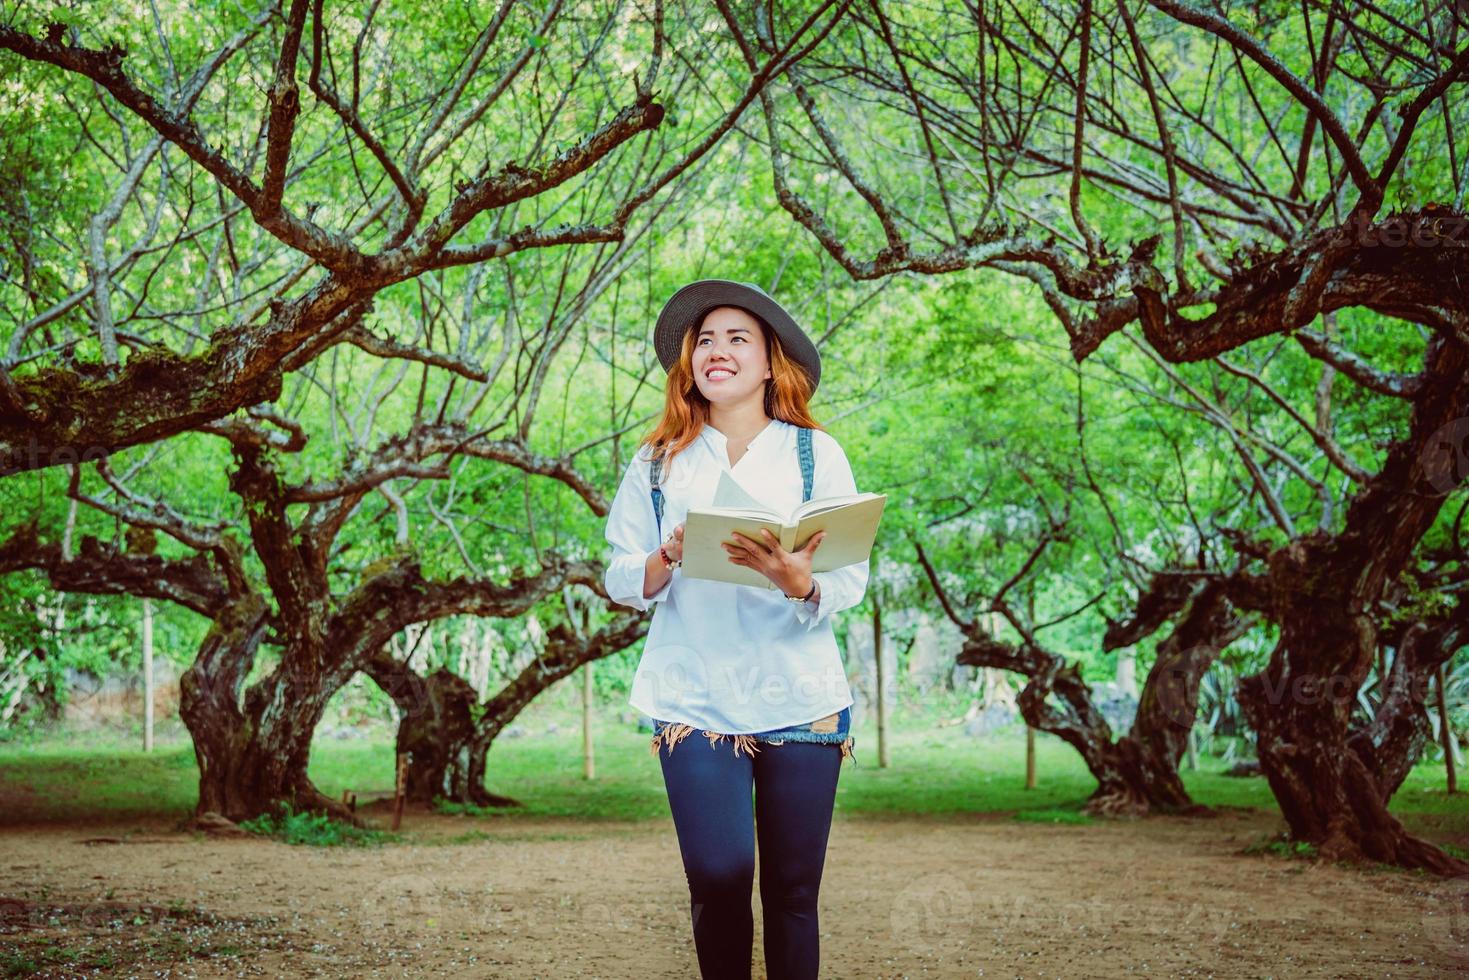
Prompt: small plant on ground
<box><xmin>433</xmin><ymin>797</ymin><xmax>517</xmax><ymax>818</ymax></box>
<box><xmin>1242</xmin><ymin>832</ymin><xmax>1318</xmax><ymax>860</ymax></box>
<box><xmin>239</xmin><ymin>802</ymin><xmax>397</xmax><ymax>847</ymax></box>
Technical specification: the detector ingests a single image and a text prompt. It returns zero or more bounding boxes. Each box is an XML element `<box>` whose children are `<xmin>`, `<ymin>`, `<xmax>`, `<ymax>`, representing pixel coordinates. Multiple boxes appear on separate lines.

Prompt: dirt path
<box><xmin>3</xmin><ymin>805</ymin><xmax>1465</xmax><ymax>977</ymax></box>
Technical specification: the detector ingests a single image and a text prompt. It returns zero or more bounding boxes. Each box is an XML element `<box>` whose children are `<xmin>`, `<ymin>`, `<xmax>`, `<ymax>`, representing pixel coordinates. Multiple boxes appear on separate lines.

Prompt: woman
<box><xmin>603</xmin><ymin>279</ymin><xmax>869</xmax><ymax>980</ymax></box>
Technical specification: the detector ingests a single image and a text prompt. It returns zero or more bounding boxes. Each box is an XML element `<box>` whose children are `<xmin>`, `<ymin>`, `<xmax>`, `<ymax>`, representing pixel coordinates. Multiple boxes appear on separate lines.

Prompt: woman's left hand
<box><xmin>723</xmin><ymin>528</ymin><xmax>825</xmax><ymax>596</ymax></box>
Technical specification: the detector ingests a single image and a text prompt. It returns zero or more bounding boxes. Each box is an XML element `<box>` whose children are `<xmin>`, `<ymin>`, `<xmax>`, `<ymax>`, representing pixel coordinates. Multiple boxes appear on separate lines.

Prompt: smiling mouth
<box><xmin>706</xmin><ymin>368</ymin><xmax>736</xmax><ymax>380</ymax></box>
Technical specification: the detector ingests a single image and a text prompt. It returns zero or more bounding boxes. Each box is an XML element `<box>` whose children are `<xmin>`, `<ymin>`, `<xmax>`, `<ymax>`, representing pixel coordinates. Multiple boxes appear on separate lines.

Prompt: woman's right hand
<box><xmin>664</xmin><ymin>522</ymin><xmax>685</xmax><ymax>563</ymax></box>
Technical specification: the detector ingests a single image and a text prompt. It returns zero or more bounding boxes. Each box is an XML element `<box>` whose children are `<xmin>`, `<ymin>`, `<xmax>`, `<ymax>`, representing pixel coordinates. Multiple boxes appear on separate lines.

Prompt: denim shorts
<box><xmin>650</xmin><ymin>705</ymin><xmax>857</xmax><ymax>766</ymax></box>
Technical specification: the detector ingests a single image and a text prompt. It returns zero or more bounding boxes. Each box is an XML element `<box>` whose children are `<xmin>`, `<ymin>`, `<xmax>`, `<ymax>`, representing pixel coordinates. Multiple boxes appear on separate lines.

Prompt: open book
<box><xmin>678</xmin><ymin>471</ymin><xmax>887</xmax><ymax>589</ymax></box>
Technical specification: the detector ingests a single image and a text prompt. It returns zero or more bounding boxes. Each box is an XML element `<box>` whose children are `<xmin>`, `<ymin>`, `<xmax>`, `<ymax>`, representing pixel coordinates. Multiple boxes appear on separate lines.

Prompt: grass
<box><xmin>1012</xmin><ymin>807</ymin><xmax>1095</xmax><ymax>825</ymax></box>
<box><xmin>237</xmin><ymin>802</ymin><xmax>399</xmax><ymax>847</ymax></box>
<box><xmin>1</xmin><ymin>940</ymin><xmax>82</xmax><ymax>977</ymax></box>
<box><xmin>1241</xmin><ymin>833</ymin><xmax>1319</xmax><ymax>860</ymax></box>
<box><xmin>0</xmin><ymin>731</ymin><xmax>199</xmax><ymax>822</ymax></box>
<box><xmin>2</xmin><ymin>712</ymin><xmax>1466</xmax><ymax>846</ymax></box>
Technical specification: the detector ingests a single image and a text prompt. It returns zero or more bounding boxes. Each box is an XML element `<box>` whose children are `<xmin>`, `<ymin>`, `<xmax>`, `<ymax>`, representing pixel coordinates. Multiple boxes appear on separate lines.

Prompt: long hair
<box><xmin>639</xmin><ymin>307</ymin><xmax>822</xmax><ymax>467</ymax></box>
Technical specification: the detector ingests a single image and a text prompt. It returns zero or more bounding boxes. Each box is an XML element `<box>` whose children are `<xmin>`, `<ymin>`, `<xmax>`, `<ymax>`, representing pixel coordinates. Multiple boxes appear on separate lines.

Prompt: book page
<box><xmin>791</xmin><ymin>492</ymin><xmax>877</xmax><ymax>522</ymax></box>
<box><xmin>680</xmin><ymin>482</ymin><xmax>888</xmax><ymax>588</ymax></box>
<box><xmin>713</xmin><ymin>471</ymin><xmax>769</xmax><ymax>511</ymax></box>
<box><xmin>790</xmin><ymin>495</ymin><xmax>888</xmax><ymax>573</ymax></box>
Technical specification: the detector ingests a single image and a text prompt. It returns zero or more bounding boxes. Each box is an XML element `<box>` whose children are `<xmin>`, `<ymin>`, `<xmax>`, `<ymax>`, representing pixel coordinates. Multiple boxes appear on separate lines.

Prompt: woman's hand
<box><xmin>663</xmin><ymin>523</ymin><xmax>685</xmax><ymax>563</ymax></box>
<box><xmin>723</xmin><ymin>528</ymin><xmax>825</xmax><ymax>597</ymax></box>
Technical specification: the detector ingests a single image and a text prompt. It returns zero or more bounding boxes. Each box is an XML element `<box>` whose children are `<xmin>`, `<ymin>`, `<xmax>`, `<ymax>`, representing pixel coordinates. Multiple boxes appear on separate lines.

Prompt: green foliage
<box><xmin>1</xmin><ymin>940</ymin><xmax>82</xmax><ymax>977</ymax></box>
<box><xmin>432</xmin><ymin>797</ymin><xmax>503</xmax><ymax>817</ymax></box>
<box><xmin>1241</xmin><ymin>833</ymin><xmax>1319</xmax><ymax>861</ymax></box>
<box><xmin>238</xmin><ymin>801</ymin><xmax>398</xmax><ymax>847</ymax></box>
<box><xmin>0</xmin><ymin>1</ymin><xmax>1465</xmax><ymax>851</ymax></box>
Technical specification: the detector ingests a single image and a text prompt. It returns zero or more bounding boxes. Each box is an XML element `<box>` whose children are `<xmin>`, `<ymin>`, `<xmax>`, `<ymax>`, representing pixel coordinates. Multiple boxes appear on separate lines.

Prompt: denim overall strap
<box><xmin>797</xmin><ymin>426</ymin><xmax>814</xmax><ymax>503</ymax></box>
<box><xmin>649</xmin><ymin>450</ymin><xmax>666</xmax><ymax>540</ymax></box>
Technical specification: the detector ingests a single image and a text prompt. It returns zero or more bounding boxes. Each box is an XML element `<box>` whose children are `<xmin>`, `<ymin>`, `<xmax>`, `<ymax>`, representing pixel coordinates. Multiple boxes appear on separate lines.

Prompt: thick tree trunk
<box><xmin>955</xmin><ymin>630</ymin><xmax>1199</xmax><ymax>817</ymax></box>
<box><xmin>943</xmin><ymin>575</ymin><xmax>1247</xmax><ymax>818</ymax></box>
<box><xmin>1238</xmin><ymin>335</ymin><xmax>1469</xmax><ymax>874</ymax></box>
<box><xmin>367</xmin><ymin>613</ymin><xmax>647</xmax><ymax>807</ymax></box>
<box><xmin>1083</xmin><ymin>738</ymin><xmax>1198</xmax><ymax>817</ymax></box>
<box><xmin>363</xmin><ymin>650</ymin><xmax>520</xmax><ymax>807</ymax></box>
<box><xmin>194</xmin><ymin>673</ymin><xmax>358</xmax><ymax>826</ymax></box>
<box><xmin>1349</xmin><ymin>610</ymin><xmax>1467</xmax><ymax>803</ymax></box>
<box><xmin>462</xmin><ymin>729</ymin><xmax>512</xmax><ymax>808</ymax></box>
<box><xmin>1088</xmin><ymin>581</ymin><xmax>1250</xmax><ymax>816</ymax></box>
<box><xmin>181</xmin><ymin>604</ymin><xmax>358</xmax><ymax>826</ymax></box>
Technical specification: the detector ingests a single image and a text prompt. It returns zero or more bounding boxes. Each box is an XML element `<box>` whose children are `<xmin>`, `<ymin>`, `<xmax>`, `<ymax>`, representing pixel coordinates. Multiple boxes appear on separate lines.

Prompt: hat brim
<box><xmin>653</xmin><ymin>279</ymin><xmax>821</xmax><ymax>394</ymax></box>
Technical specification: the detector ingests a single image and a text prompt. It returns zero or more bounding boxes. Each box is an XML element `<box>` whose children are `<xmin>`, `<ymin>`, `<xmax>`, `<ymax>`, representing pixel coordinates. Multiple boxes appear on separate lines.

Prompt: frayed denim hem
<box><xmin>650</xmin><ymin>714</ymin><xmax>858</xmax><ymax>767</ymax></box>
<box><xmin>761</xmin><ymin>730</ymin><xmax>858</xmax><ymax>767</ymax></box>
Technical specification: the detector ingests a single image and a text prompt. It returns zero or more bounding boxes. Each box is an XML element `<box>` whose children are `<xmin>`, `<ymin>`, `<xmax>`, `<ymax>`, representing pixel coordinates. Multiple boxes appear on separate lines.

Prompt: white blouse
<box><xmin>603</xmin><ymin>418</ymin><xmax>867</xmax><ymax>734</ymax></box>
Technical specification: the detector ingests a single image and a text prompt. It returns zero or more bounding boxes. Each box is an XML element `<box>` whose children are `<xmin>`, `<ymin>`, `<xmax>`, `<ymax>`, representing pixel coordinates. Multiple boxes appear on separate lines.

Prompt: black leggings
<box><xmin>658</xmin><ymin>735</ymin><xmax>844</xmax><ymax>980</ymax></box>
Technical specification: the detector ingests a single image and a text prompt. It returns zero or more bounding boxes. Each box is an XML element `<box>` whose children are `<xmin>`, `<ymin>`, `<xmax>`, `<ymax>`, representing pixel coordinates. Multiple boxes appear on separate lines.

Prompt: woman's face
<box><xmin>689</xmin><ymin>306</ymin><xmax>772</xmax><ymax>408</ymax></box>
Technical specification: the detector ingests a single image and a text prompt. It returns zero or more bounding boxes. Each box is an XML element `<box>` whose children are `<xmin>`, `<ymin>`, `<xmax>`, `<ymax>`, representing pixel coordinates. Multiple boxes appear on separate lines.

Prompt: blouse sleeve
<box><xmin>793</xmin><ymin>429</ymin><xmax>870</xmax><ymax>630</ymax></box>
<box><xmin>603</xmin><ymin>449</ymin><xmax>673</xmax><ymax>612</ymax></box>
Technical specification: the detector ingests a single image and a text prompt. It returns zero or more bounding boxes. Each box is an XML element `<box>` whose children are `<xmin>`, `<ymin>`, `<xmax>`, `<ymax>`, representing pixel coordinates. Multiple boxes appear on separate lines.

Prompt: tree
<box><xmin>745</xmin><ymin>0</ymin><xmax>1469</xmax><ymax>871</ymax></box>
<box><xmin>365</xmin><ymin>599</ymin><xmax>646</xmax><ymax>806</ymax></box>
<box><xmin>0</xmin><ymin>0</ymin><xmax>852</xmax><ymax>471</ymax></box>
<box><xmin>0</xmin><ymin>455</ymin><xmax>607</xmax><ymax>823</ymax></box>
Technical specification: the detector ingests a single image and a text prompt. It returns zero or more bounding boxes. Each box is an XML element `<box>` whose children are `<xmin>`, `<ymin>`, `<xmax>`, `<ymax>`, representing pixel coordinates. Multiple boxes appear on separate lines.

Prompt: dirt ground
<box><xmin>3</xmin><ymin>803</ymin><xmax>1467</xmax><ymax>978</ymax></box>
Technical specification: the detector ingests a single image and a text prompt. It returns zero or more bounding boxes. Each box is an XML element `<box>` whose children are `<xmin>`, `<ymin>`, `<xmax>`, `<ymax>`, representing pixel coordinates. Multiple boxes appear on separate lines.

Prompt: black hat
<box><xmin>653</xmin><ymin>279</ymin><xmax>821</xmax><ymax>393</ymax></box>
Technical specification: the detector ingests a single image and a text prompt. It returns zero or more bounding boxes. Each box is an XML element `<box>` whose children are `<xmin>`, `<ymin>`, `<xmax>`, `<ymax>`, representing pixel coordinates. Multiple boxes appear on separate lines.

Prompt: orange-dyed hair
<box><xmin>639</xmin><ymin>308</ymin><xmax>822</xmax><ymax>466</ymax></box>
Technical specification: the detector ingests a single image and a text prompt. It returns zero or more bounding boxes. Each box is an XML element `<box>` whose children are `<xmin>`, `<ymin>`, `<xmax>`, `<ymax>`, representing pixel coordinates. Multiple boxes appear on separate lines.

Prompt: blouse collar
<box><xmin>700</xmin><ymin>417</ymin><xmax>781</xmax><ymax>452</ymax></box>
